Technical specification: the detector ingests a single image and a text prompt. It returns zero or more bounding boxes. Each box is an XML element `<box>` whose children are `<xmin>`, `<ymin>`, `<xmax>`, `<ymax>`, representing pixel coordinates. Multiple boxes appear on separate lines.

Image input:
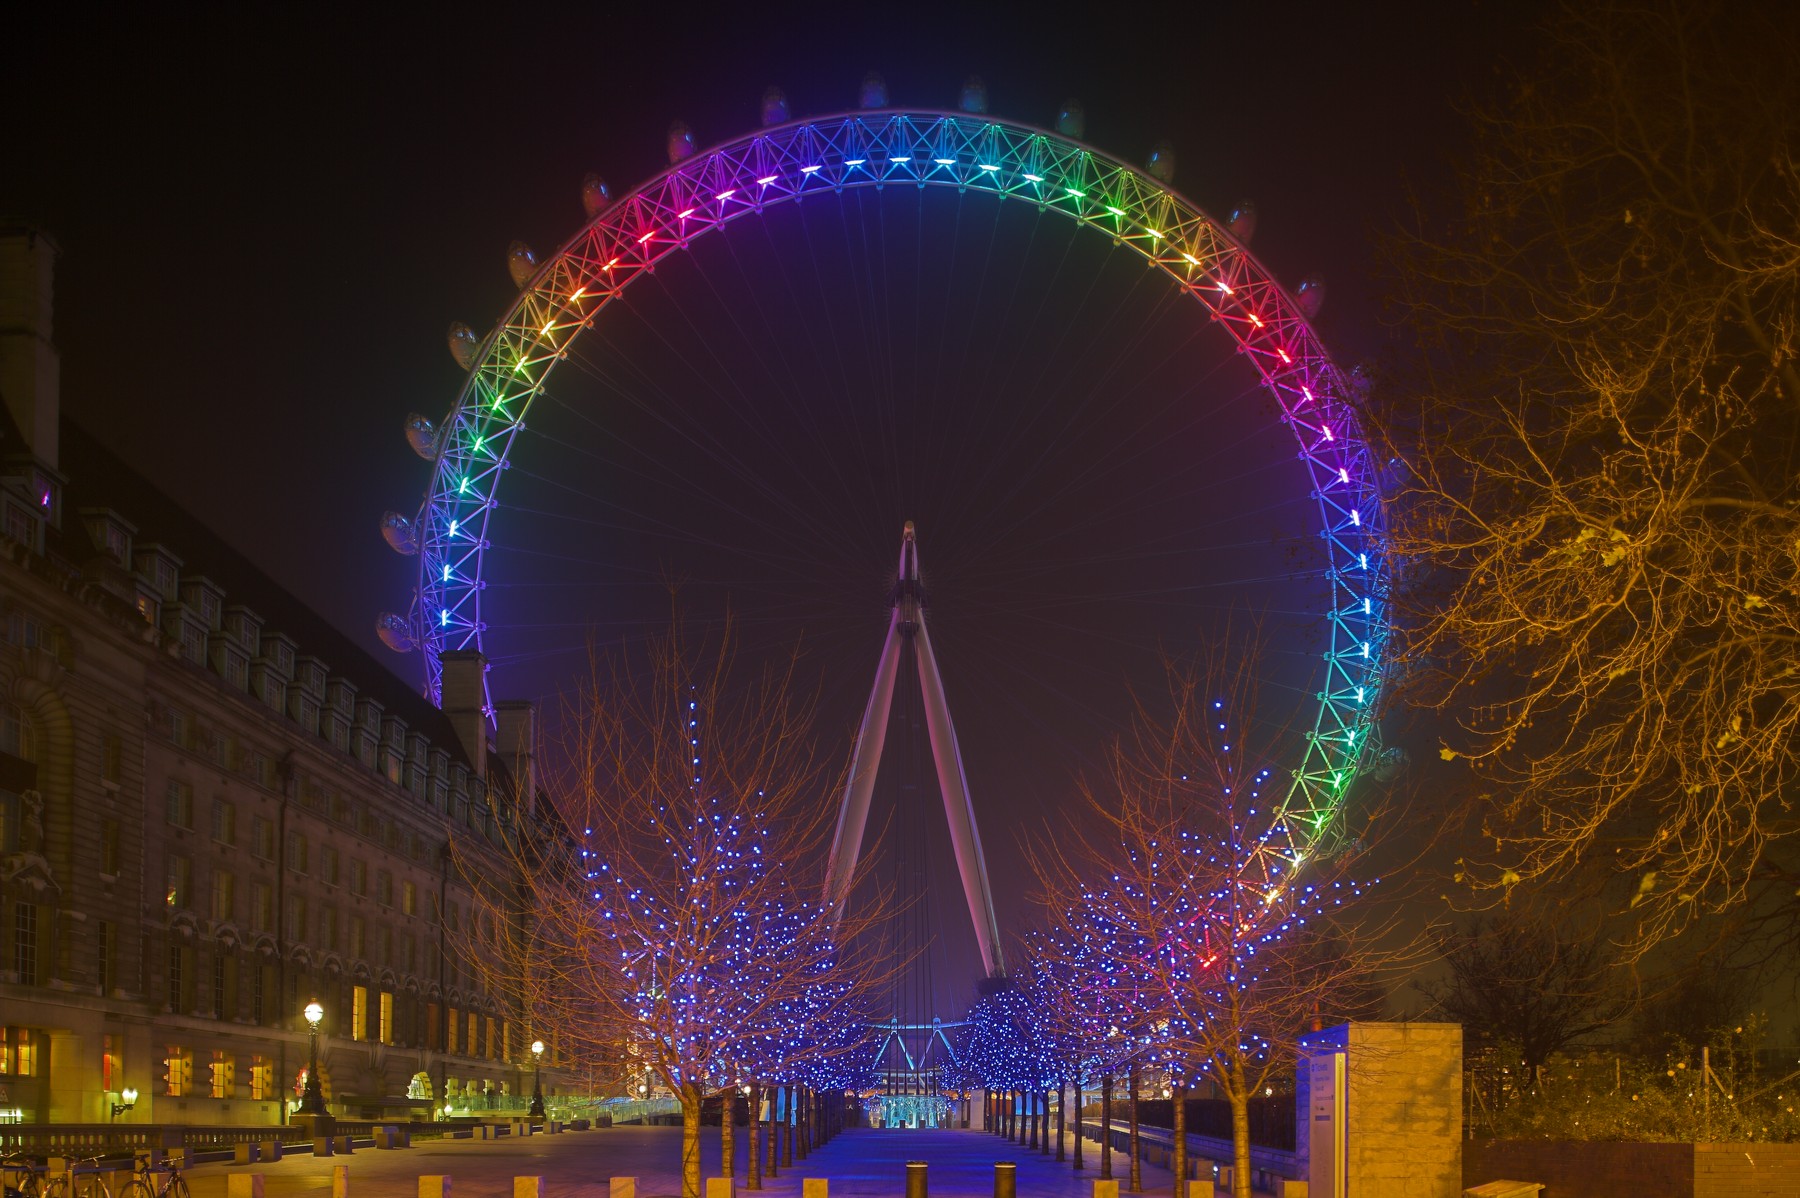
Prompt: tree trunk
<box><xmin>1171</xmin><ymin>1078</ymin><xmax>1187</xmax><ymax>1198</ymax></box>
<box><xmin>1100</xmin><ymin>1075</ymin><xmax>1114</xmax><ymax>1181</ymax></box>
<box><xmin>798</xmin><ymin>1087</ymin><xmax>809</xmax><ymax>1158</ymax></box>
<box><xmin>1128</xmin><ymin>1067</ymin><xmax>1141</xmax><ymax>1192</ymax></box>
<box><xmin>781</xmin><ymin>1086</ymin><xmax>793</xmax><ymax>1168</ymax></box>
<box><xmin>748</xmin><ymin>1081</ymin><xmax>763</xmax><ymax>1191</ymax></box>
<box><xmin>1230</xmin><ymin>1082</ymin><xmax>1252</xmax><ymax>1198</ymax></box>
<box><xmin>721</xmin><ymin>1087</ymin><xmax>736</xmax><ymax>1182</ymax></box>
<box><xmin>681</xmin><ymin>1082</ymin><xmax>703</xmax><ymax>1198</ymax></box>
<box><xmin>1073</xmin><ymin>1081</ymin><xmax>1084</xmax><ymax>1170</ymax></box>
<box><xmin>1056</xmin><ymin>1080</ymin><xmax>1067</xmax><ymax>1162</ymax></box>
<box><xmin>1043</xmin><ymin>1090</ymin><xmax>1053</xmax><ymax>1155</ymax></box>
<box><xmin>1029</xmin><ymin>1089</ymin><xmax>1039</xmax><ymax>1149</ymax></box>
<box><xmin>767</xmin><ymin>1086</ymin><xmax>780</xmax><ymax>1177</ymax></box>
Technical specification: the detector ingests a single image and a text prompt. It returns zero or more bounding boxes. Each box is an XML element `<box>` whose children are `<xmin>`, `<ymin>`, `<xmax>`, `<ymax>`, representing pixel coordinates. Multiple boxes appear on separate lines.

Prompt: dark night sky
<box><xmin>8</xmin><ymin>0</ymin><xmax>1532</xmax><ymax>1012</ymax></box>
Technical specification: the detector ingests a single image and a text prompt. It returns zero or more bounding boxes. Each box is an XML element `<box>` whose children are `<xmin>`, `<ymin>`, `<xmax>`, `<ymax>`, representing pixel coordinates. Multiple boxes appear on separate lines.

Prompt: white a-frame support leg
<box><xmin>825</xmin><ymin>522</ymin><xmax>1007</xmax><ymax>978</ymax></box>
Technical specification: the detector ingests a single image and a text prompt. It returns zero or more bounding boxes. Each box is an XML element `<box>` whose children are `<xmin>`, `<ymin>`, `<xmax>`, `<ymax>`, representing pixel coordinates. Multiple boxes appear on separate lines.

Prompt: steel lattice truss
<box><xmin>408</xmin><ymin>110</ymin><xmax>1390</xmax><ymax>847</ymax></box>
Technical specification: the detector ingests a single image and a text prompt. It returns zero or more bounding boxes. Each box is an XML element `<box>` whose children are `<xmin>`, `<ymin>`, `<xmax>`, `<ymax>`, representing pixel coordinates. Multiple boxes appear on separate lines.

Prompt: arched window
<box><xmin>0</xmin><ymin>701</ymin><xmax>36</xmax><ymax>762</ymax></box>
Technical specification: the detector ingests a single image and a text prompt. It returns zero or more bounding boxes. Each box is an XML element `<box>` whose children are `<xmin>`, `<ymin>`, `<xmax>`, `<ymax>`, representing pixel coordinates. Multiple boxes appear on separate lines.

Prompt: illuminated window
<box><xmin>447</xmin><ymin>1007</ymin><xmax>459</xmax><ymax>1055</ymax></box>
<box><xmin>163</xmin><ymin>1046</ymin><xmax>193</xmax><ymax>1097</ymax></box>
<box><xmin>467</xmin><ymin>1012</ymin><xmax>477</xmax><ymax>1057</ymax></box>
<box><xmin>379</xmin><ymin>992</ymin><xmax>393</xmax><ymax>1045</ymax></box>
<box><xmin>402</xmin><ymin>881</ymin><xmax>417</xmax><ymax>916</ymax></box>
<box><xmin>250</xmin><ymin>1055</ymin><xmax>273</xmax><ymax>1100</ymax></box>
<box><xmin>352</xmin><ymin>985</ymin><xmax>368</xmax><ymax>1042</ymax></box>
<box><xmin>166</xmin><ymin>855</ymin><xmax>191</xmax><ymax>909</ymax></box>
<box><xmin>210</xmin><ymin>1050</ymin><xmax>235</xmax><ymax>1098</ymax></box>
<box><xmin>485</xmin><ymin>1016</ymin><xmax>496</xmax><ymax>1060</ymax></box>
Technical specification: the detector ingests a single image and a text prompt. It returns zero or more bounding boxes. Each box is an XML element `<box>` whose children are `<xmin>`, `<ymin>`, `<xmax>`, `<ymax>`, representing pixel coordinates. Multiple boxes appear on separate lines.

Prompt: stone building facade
<box><xmin>0</xmin><ymin>227</ymin><xmax>557</xmax><ymax>1126</ymax></box>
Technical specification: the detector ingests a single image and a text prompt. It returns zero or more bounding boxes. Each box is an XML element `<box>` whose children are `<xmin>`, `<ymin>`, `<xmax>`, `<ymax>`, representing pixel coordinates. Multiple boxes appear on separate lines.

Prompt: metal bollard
<box><xmin>906</xmin><ymin>1161</ymin><xmax>929</xmax><ymax>1198</ymax></box>
<box><xmin>993</xmin><ymin>1162</ymin><xmax>1017</xmax><ymax>1198</ymax></box>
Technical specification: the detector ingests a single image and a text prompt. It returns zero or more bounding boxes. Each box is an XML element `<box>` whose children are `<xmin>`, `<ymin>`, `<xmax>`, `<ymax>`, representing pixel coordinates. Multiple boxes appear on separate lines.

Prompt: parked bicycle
<box><xmin>4</xmin><ymin>1153</ymin><xmax>114</xmax><ymax>1198</ymax></box>
<box><xmin>119</xmin><ymin>1154</ymin><xmax>186</xmax><ymax>1198</ymax></box>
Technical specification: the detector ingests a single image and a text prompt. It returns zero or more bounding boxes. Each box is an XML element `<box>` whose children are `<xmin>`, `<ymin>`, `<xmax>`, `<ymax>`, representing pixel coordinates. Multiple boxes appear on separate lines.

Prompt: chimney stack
<box><xmin>437</xmin><ymin>650</ymin><xmax>489</xmax><ymax>779</ymax></box>
<box><xmin>0</xmin><ymin>228</ymin><xmax>61</xmax><ymax>468</ymax></box>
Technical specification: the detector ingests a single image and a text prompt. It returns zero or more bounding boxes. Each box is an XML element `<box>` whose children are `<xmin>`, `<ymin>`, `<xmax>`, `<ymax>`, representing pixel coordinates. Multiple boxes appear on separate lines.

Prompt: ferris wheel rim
<box><xmin>406</xmin><ymin>107</ymin><xmax>1390</xmax><ymax>845</ymax></box>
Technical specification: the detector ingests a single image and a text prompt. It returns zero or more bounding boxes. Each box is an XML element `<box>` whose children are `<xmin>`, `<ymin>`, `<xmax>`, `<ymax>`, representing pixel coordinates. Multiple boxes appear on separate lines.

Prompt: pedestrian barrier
<box><xmin>1093</xmin><ymin>1180</ymin><xmax>1119</xmax><ymax>1198</ymax></box>
<box><xmin>610</xmin><ymin>1177</ymin><xmax>638</xmax><ymax>1198</ymax></box>
<box><xmin>227</xmin><ymin>1175</ymin><xmax>265</xmax><ymax>1198</ymax></box>
<box><xmin>906</xmin><ymin>1160</ymin><xmax>928</xmax><ymax>1198</ymax></box>
<box><xmin>420</xmin><ymin>1175</ymin><xmax>452</xmax><ymax>1198</ymax></box>
<box><xmin>232</xmin><ymin>1144</ymin><xmax>259</xmax><ymax>1165</ymax></box>
<box><xmin>993</xmin><ymin>1161</ymin><xmax>1016</xmax><ymax>1198</ymax></box>
<box><xmin>706</xmin><ymin>1177</ymin><xmax>734</xmax><ymax>1198</ymax></box>
<box><xmin>514</xmin><ymin>1177</ymin><xmax>543</xmax><ymax>1198</ymax></box>
<box><xmin>803</xmin><ymin>1179</ymin><xmax>829</xmax><ymax>1198</ymax></box>
<box><xmin>261</xmin><ymin>1140</ymin><xmax>284</xmax><ymax>1162</ymax></box>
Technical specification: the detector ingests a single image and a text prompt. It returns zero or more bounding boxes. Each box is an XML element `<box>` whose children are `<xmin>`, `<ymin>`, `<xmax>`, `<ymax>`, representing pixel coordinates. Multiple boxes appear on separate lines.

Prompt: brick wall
<box><xmin>1464</xmin><ymin>1139</ymin><xmax>1800</xmax><ymax>1198</ymax></box>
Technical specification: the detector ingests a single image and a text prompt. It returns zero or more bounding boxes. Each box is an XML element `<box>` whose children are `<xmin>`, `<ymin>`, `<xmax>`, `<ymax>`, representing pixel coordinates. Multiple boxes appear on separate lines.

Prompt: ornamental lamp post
<box><xmin>297</xmin><ymin>1000</ymin><xmax>327</xmax><ymax>1115</ymax></box>
<box><xmin>529</xmin><ymin>1040</ymin><xmax>546</xmax><ymax>1119</ymax></box>
<box><xmin>110</xmin><ymin>1085</ymin><xmax>138</xmax><ymax>1121</ymax></box>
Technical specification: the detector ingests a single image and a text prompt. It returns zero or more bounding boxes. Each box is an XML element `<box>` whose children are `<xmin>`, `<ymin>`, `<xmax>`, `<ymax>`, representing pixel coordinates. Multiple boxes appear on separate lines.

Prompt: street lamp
<box><xmin>110</xmin><ymin>1086</ymin><xmax>138</xmax><ymax>1120</ymax></box>
<box><xmin>529</xmin><ymin>1040</ymin><xmax>546</xmax><ymax>1119</ymax></box>
<box><xmin>297</xmin><ymin>1000</ymin><xmax>327</xmax><ymax>1116</ymax></box>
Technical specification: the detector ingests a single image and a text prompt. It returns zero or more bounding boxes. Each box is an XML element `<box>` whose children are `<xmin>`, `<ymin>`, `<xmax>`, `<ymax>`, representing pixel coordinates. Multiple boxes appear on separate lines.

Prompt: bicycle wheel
<box><xmin>166</xmin><ymin>1176</ymin><xmax>190</xmax><ymax>1198</ymax></box>
<box><xmin>118</xmin><ymin>1179</ymin><xmax>154</xmax><ymax>1198</ymax></box>
<box><xmin>41</xmin><ymin>1176</ymin><xmax>65</xmax><ymax>1198</ymax></box>
<box><xmin>75</xmin><ymin>1173</ymin><xmax>112</xmax><ymax>1198</ymax></box>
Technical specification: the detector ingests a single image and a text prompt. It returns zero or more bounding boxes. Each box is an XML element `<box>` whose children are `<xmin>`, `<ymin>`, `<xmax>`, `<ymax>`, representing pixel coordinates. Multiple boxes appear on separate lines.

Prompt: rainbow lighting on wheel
<box><xmin>379</xmin><ymin>91</ymin><xmax>1391</xmax><ymax>858</ymax></box>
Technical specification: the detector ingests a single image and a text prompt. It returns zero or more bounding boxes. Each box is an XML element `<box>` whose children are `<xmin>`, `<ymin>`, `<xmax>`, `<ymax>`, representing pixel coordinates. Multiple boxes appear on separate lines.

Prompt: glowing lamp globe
<box><xmin>304</xmin><ymin>1000</ymin><xmax>324</xmax><ymax>1029</ymax></box>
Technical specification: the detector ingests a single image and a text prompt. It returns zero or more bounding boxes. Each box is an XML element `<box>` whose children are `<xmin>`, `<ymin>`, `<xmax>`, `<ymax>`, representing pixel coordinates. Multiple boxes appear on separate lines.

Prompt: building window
<box><xmin>467</xmin><ymin>1012</ymin><xmax>477</xmax><ymax>1057</ymax></box>
<box><xmin>0</xmin><ymin>791</ymin><xmax>17</xmax><ymax>853</ymax></box>
<box><xmin>379</xmin><ymin>925</ymin><xmax>392</xmax><ymax>964</ymax></box>
<box><xmin>320</xmin><ymin>845</ymin><xmax>339</xmax><ymax>887</ymax></box>
<box><xmin>211</xmin><ymin>953</ymin><xmax>230</xmax><ymax>1019</ymax></box>
<box><xmin>0</xmin><ymin>702</ymin><xmax>37</xmax><ymax>761</ymax></box>
<box><xmin>349</xmin><ymin>859</ymin><xmax>367</xmax><ymax>897</ymax></box>
<box><xmin>211</xmin><ymin>799</ymin><xmax>236</xmax><ymax>845</ymax></box>
<box><xmin>100</xmin><ymin>818</ymin><xmax>119</xmax><ymax>875</ymax></box>
<box><xmin>402</xmin><ymin>881</ymin><xmax>417</xmax><ymax>917</ymax></box>
<box><xmin>320</xmin><ymin>907</ymin><xmax>338</xmax><ymax>952</ymax></box>
<box><xmin>285</xmin><ymin>832</ymin><xmax>308</xmax><ymax>875</ymax></box>
<box><xmin>379</xmin><ymin>991</ymin><xmax>394</xmax><ymax>1045</ymax></box>
<box><xmin>165</xmin><ymin>779</ymin><xmax>193</xmax><ymax>828</ymax></box>
<box><xmin>485</xmin><ymin>1016</ymin><xmax>496</xmax><ymax>1060</ymax></box>
<box><xmin>349</xmin><ymin>915</ymin><xmax>365</xmax><ymax>959</ymax></box>
<box><xmin>286</xmin><ymin>896</ymin><xmax>307</xmax><ymax>943</ymax></box>
<box><xmin>376</xmin><ymin>870</ymin><xmax>393</xmax><ymax>908</ymax></box>
<box><xmin>251</xmin><ymin>882</ymin><xmax>272</xmax><ymax>932</ymax></box>
<box><xmin>210</xmin><ymin>869</ymin><xmax>235</xmax><ymax>922</ymax></box>
<box><xmin>98</xmin><ymin>921</ymin><xmax>116</xmax><ymax>994</ymax></box>
<box><xmin>13</xmin><ymin>902</ymin><xmax>38</xmax><ymax>985</ymax></box>
<box><xmin>163</xmin><ymin>1046</ymin><xmax>192</xmax><ymax>1097</ymax></box>
<box><xmin>166</xmin><ymin>943</ymin><xmax>189</xmax><ymax>1013</ymax></box>
<box><xmin>179</xmin><ymin>621</ymin><xmax>206</xmax><ymax>665</ymax></box>
<box><xmin>101</xmin><ymin>732</ymin><xmax>123</xmax><ymax>785</ymax></box>
<box><xmin>250</xmin><ymin>1055</ymin><xmax>273</xmax><ymax>1101</ymax></box>
<box><xmin>252</xmin><ymin>963</ymin><xmax>268</xmax><ymax>1026</ymax></box>
<box><xmin>252</xmin><ymin>815</ymin><xmax>274</xmax><ymax>861</ymax></box>
<box><xmin>2</xmin><ymin>1028</ymin><xmax>37</xmax><ymax>1076</ymax></box>
<box><xmin>210</xmin><ymin>1050</ymin><xmax>234</xmax><ymax>1098</ymax></box>
<box><xmin>352</xmin><ymin>985</ymin><xmax>368</xmax><ymax>1042</ymax></box>
<box><xmin>166</xmin><ymin>855</ymin><xmax>191</xmax><ymax>909</ymax></box>
<box><xmin>401</xmin><ymin>933</ymin><xmax>415</xmax><ymax>973</ymax></box>
<box><xmin>446</xmin><ymin>1007</ymin><xmax>459</xmax><ymax>1055</ymax></box>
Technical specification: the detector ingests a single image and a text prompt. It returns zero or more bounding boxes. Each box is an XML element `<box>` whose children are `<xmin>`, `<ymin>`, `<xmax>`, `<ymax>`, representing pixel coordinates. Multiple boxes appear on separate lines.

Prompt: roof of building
<box><xmin>48</xmin><ymin>418</ymin><xmax>471</xmax><ymax>767</ymax></box>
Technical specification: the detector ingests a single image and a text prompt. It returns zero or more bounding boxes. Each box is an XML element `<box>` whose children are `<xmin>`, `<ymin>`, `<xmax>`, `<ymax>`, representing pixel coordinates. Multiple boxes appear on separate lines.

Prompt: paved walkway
<box><xmin>180</xmin><ymin>1126</ymin><xmax>1200</xmax><ymax>1198</ymax></box>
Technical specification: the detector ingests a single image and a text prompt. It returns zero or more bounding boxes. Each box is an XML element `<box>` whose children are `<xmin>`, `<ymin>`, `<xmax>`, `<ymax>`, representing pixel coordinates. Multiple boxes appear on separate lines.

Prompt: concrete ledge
<box><xmin>226</xmin><ymin>1176</ymin><xmax>265</xmax><ymax>1198</ymax></box>
<box><xmin>420</xmin><ymin>1176</ymin><xmax>452</xmax><ymax>1198</ymax></box>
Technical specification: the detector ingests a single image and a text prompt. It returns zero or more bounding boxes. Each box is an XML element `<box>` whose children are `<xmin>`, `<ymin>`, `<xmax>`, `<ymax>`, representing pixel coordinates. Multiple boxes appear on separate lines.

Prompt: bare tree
<box><xmin>1032</xmin><ymin>644</ymin><xmax>1398</xmax><ymax>1198</ymax></box>
<box><xmin>458</xmin><ymin>621</ymin><xmax>890</xmax><ymax>1198</ymax></box>
<box><xmin>1378</xmin><ymin>0</ymin><xmax>1800</xmax><ymax>952</ymax></box>
<box><xmin>1416</xmin><ymin>910</ymin><xmax>1631</xmax><ymax>1089</ymax></box>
